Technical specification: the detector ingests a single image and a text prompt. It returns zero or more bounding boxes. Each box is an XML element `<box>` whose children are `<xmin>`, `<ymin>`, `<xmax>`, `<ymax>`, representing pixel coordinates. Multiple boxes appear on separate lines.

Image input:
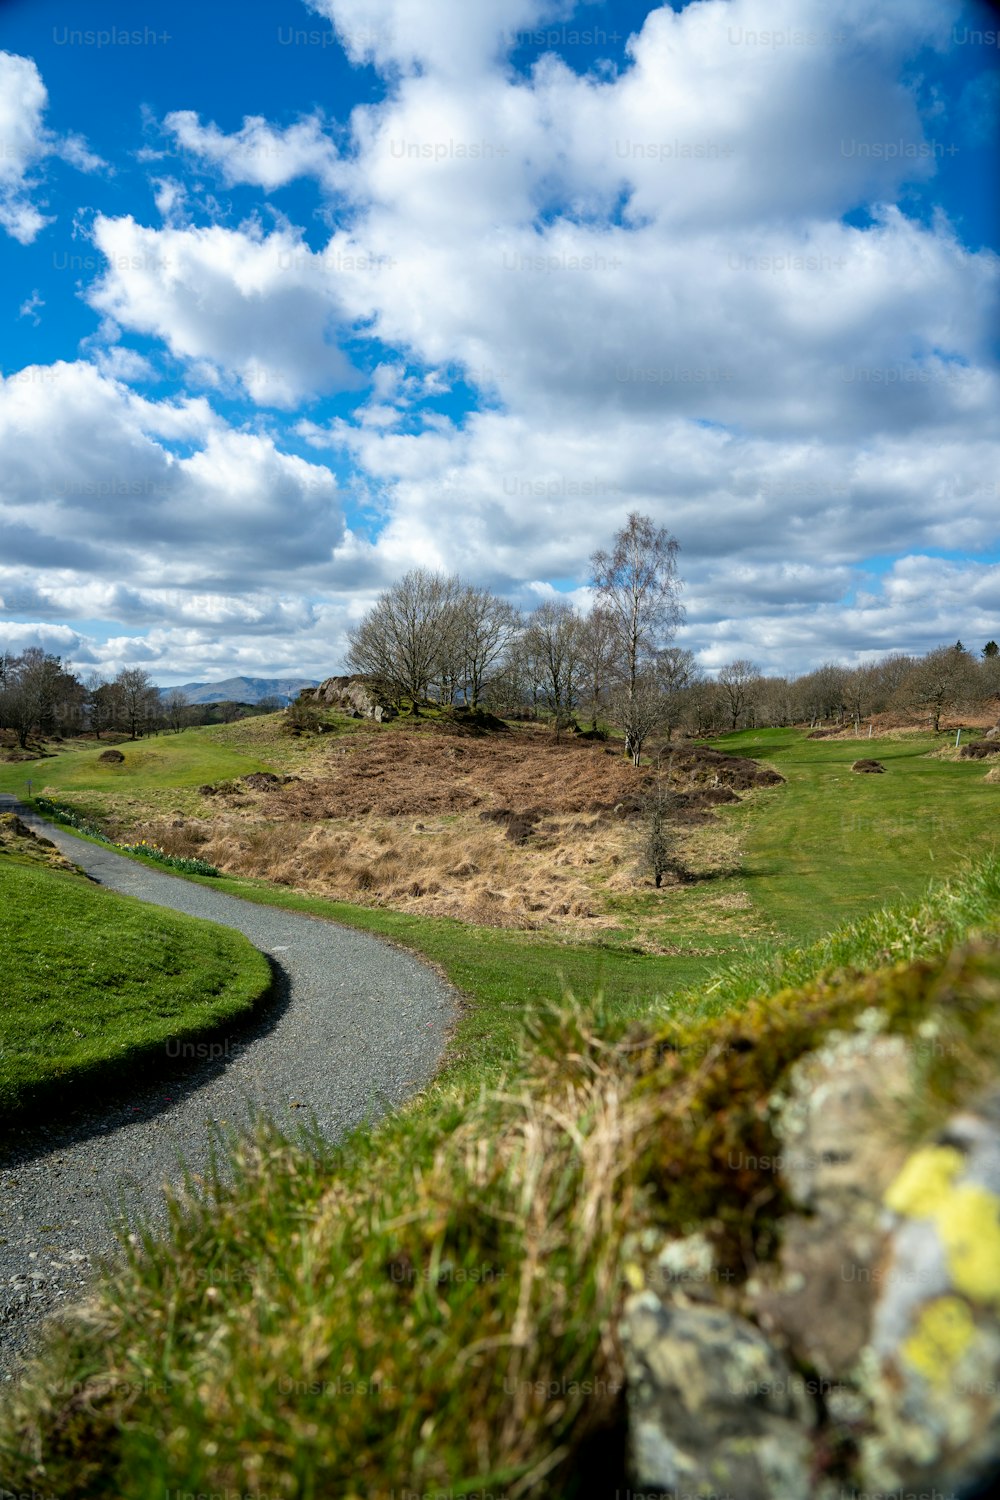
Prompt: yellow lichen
<box><xmin>901</xmin><ymin>1296</ymin><xmax>975</xmax><ymax>1386</ymax></box>
<box><xmin>939</xmin><ymin>1185</ymin><xmax>1000</xmax><ymax>1307</ymax></box>
<box><xmin>886</xmin><ymin>1147</ymin><xmax>1000</xmax><ymax>1308</ymax></box>
<box><xmin>885</xmin><ymin>1146</ymin><xmax>963</xmax><ymax>1219</ymax></box>
<box><xmin>623</xmin><ymin>1262</ymin><xmax>645</xmax><ymax>1291</ymax></box>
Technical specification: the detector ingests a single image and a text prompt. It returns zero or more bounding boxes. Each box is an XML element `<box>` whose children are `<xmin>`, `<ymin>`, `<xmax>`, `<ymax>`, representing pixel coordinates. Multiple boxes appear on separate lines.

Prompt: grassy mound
<box><xmin>2</xmin><ymin>860</ymin><xmax>998</xmax><ymax>1497</ymax></box>
<box><xmin>0</xmin><ymin>851</ymin><xmax>272</xmax><ymax>1127</ymax></box>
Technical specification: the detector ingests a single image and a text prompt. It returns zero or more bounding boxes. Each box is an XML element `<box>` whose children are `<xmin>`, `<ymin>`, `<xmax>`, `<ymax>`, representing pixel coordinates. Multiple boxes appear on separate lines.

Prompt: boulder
<box><xmin>621</xmin><ymin>967</ymin><xmax>1000</xmax><ymax>1497</ymax></box>
<box><xmin>308</xmin><ymin>675</ymin><xmax>397</xmax><ymax>720</ymax></box>
<box><xmin>860</xmin><ymin>1090</ymin><xmax>1000</xmax><ymax>1495</ymax></box>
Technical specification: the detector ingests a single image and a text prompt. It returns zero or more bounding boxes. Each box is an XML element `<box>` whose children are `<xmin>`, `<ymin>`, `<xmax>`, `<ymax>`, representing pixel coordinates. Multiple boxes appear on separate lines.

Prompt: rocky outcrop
<box><xmin>307</xmin><ymin>675</ymin><xmax>397</xmax><ymax>721</ymax></box>
<box><xmin>619</xmin><ymin>959</ymin><xmax>1000</xmax><ymax>1498</ymax></box>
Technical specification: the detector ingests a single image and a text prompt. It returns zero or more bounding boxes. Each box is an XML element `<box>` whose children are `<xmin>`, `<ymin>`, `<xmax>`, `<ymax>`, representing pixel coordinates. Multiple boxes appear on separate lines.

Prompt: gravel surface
<box><xmin>0</xmin><ymin>794</ymin><xmax>458</xmax><ymax>1384</ymax></box>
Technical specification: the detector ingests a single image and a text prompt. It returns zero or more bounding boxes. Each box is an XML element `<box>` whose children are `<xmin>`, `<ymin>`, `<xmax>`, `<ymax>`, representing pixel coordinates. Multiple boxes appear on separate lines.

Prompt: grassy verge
<box><xmin>16</xmin><ymin>837</ymin><xmax>722</xmax><ymax>1091</ymax></box>
<box><xmin>2</xmin><ymin>860</ymin><xmax>998</xmax><ymax>1497</ymax></box>
<box><xmin>0</xmin><ymin>854</ymin><xmax>272</xmax><ymax>1129</ymax></box>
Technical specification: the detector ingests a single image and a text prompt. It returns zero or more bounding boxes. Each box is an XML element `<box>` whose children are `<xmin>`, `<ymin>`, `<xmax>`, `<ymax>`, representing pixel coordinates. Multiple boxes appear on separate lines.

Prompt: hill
<box><xmin>160</xmin><ymin>676</ymin><xmax>318</xmax><ymax>706</ymax></box>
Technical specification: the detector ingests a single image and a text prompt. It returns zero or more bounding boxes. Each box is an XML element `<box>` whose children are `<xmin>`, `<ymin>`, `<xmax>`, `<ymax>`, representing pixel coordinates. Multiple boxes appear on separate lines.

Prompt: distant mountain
<box><xmin>160</xmin><ymin>676</ymin><xmax>319</xmax><ymax>706</ymax></box>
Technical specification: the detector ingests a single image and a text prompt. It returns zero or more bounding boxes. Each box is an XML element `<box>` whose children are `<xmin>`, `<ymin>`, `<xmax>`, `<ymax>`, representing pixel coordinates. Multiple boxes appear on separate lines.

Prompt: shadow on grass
<box><xmin>0</xmin><ymin>956</ymin><xmax>291</xmax><ymax>1172</ymax></box>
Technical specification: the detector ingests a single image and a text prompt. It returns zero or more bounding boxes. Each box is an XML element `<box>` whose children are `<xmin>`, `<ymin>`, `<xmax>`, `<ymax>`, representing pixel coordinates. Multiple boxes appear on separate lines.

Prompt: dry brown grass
<box><xmin>986</xmin><ymin>766</ymin><xmax>1000</xmax><ymax>784</ymax></box>
<box><xmin>97</xmin><ymin>727</ymin><xmax>777</xmax><ymax>941</ymax></box>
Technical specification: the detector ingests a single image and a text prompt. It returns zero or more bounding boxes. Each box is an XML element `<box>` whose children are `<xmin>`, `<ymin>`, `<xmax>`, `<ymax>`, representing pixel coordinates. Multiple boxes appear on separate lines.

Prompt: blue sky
<box><xmin>0</xmin><ymin>0</ymin><xmax>998</xmax><ymax>684</ymax></box>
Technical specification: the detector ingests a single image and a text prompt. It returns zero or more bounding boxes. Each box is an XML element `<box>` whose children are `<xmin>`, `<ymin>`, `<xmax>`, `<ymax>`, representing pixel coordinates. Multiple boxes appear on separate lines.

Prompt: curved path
<box><xmin>0</xmin><ymin>794</ymin><xmax>458</xmax><ymax>1382</ymax></box>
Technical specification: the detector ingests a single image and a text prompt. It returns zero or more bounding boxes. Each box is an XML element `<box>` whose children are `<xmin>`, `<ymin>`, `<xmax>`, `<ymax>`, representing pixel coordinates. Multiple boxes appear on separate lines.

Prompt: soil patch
<box><xmin>852</xmin><ymin>759</ymin><xmax>885</xmax><ymax>774</ymax></box>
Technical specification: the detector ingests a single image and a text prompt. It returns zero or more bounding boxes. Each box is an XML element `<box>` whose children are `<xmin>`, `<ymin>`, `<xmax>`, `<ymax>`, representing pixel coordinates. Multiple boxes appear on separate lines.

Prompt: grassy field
<box><xmin>0</xmin><ymin>842</ymin><xmax>272</xmax><ymax>1127</ymax></box>
<box><xmin>4</xmin><ymin>720</ymin><xmax>997</xmax><ymax>1092</ymax></box>
<box><xmin>2</xmin><ymin>858</ymin><xmax>998</xmax><ymax>1498</ymax></box>
<box><xmin>0</xmin><ymin>724</ymin><xmax>279</xmax><ymax>801</ymax></box>
<box><xmin>717</xmin><ymin>727</ymin><xmax>999</xmax><ymax>942</ymax></box>
<box><xmin>2</xmin><ymin>718</ymin><xmax>999</xmax><ymax>1492</ymax></box>
<box><xmin>111</xmin><ymin>871</ymin><xmax>720</xmax><ymax>1088</ymax></box>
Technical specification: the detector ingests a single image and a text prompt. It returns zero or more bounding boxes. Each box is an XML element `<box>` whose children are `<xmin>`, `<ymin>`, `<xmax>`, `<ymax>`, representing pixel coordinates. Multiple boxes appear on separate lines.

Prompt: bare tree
<box><xmin>347</xmin><ymin>569</ymin><xmax>460</xmax><ymax>713</ymax></box>
<box><xmin>523</xmin><ymin>601</ymin><xmax>585</xmax><ymax>733</ymax></box>
<box><xmin>0</xmin><ymin>650</ymin><xmax>82</xmax><ymax>747</ymax></box>
<box><xmin>591</xmin><ymin>513</ymin><xmax>683</xmax><ymax>759</ymax></box>
<box><xmin>717</xmin><ymin>659</ymin><xmax>762</xmax><ymax>732</ymax></box>
<box><xmin>163</xmin><ymin>688</ymin><xmax>190</xmax><ymax>733</ymax></box>
<box><xmin>85</xmin><ymin>674</ymin><xmax>117</xmax><ymax>739</ymax></box>
<box><xmin>612</xmin><ymin>666</ymin><xmax>666</xmax><ymax>766</ymax></box>
<box><xmin>643</xmin><ymin>757</ymin><xmax>685</xmax><ymax>887</ymax></box>
<box><xmin>658</xmin><ymin>646</ymin><xmax>700</xmax><ymax>741</ymax></box>
<box><xmin>115</xmin><ymin>667</ymin><xmax>157</xmax><ymax>740</ymax></box>
<box><xmin>792</xmin><ymin>663</ymin><xmax>848</xmax><ymax>727</ymax></box>
<box><xmin>868</xmin><ymin>652</ymin><xmax>915</xmax><ymax>713</ymax></box>
<box><xmin>902</xmin><ymin>645</ymin><xmax>982</xmax><ymax>732</ymax></box>
<box><xmin>455</xmin><ymin>586</ymin><xmax>520</xmax><ymax>710</ymax></box>
<box><xmin>842</xmin><ymin>664</ymin><xmax>880</xmax><ymax>732</ymax></box>
<box><xmin>578</xmin><ymin>606</ymin><xmax>617</xmax><ymax>732</ymax></box>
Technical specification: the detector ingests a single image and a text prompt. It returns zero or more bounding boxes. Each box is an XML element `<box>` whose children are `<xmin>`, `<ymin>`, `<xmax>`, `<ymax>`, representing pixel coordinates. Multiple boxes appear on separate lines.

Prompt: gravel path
<box><xmin>0</xmin><ymin>794</ymin><xmax>458</xmax><ymax>1383</ymax></box>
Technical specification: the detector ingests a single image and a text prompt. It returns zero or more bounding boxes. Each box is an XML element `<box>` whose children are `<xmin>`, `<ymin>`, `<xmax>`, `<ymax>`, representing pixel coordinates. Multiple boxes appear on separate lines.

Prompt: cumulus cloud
<box><xmin>0</xmin><ymin>363</ymin><xmax>348</xmax><ymax>626</ymax></box>
<box><xmin>164</xmin><ymin>109</ymin><xmax>344</xmax><ymax>192</ymax></box>
<box><xmin>306</xmin><ymin>0</ymin><xmax>569</xmax><ymax>75</ymax></box>
<box><xmin>0</xmin><ymin>50</ymin><xmax>103</xmax><ymax>243</ymax></box>
<box><xmin>4</xmin><ymin>0</ymin><xmax>998</xmax><ymax>679</ymax></box>
<box><xmin>86</xmin><ymin>216</ymin><xmax>361</xmax><ymax>407</ymax></box>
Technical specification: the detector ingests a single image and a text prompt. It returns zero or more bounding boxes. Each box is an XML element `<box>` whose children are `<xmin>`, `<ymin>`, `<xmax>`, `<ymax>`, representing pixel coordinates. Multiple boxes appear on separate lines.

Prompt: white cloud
<box><xmin>87</xmin><ymin>216</ymin><xmax>359</xmax><ymax>407</ymax></box>
<box><xmin>0</xmin><ymin>361</ymin><xmax>347</xmax><ymax>599</ymax></box>
<box><xmin>164</xmin><ymin>109</ymin><xmax>344</xmax><ymax>192</ymax></box>
<box><xmin>18</xmin><ymin>289</ymin><xmax>44</xmax><ymax>325</ymax></box>
<box><xmin>6</xmin><ymin>0</ymin><xmax>997</xmax><ymax>679</ymax></box>
<box><xmin>307</xmin><ymin>0</ymin><xmax>569</xmax><ymax>75</ymax></box>
<box><xmin>0</xmin><ymin>50</ymin><xmax>103</xmax><ymax>243</ymax></box>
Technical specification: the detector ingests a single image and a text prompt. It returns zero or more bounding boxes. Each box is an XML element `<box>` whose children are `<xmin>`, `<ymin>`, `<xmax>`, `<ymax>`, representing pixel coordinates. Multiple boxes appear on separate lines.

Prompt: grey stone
<box><xmin>774</xmin><ymin>1027</ymin><xmax>912</xmax><ymax>1212</ymax></box>
<box><xmin>859</xmin><ymin>1090</ymin><xmax>1000</xmax><ymax>1495</ymax></box>
<box><xmin>309</xmin><ymin>674</ymin><xmax>397</xmax><ymax>720</ymax></box>
<box><xmin>621</xmin><ymin>1291</ymin><xmax>816</xmax><ymax>1500</ymax></box>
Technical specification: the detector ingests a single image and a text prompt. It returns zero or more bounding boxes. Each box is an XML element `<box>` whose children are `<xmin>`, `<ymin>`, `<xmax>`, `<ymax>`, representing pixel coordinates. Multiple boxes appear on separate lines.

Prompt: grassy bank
<box><xmin>0</xmin><ymin>850</ymin><xmax>272</xmax><ymax>1129</ymax></box>
<box><xmin>2</xmin><ymin>859</ymin><xmax>998</xmax><ymax>1497</ymax></box>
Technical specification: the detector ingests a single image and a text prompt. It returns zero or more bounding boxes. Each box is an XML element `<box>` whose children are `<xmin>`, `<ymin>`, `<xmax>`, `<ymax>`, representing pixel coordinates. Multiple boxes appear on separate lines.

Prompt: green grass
<box><xmin>19</xmin><ymin>855</ymin><xmax>719</xmax><ymax>1091</ymax></box>
<box><xmin>710</xmin><ymin>727</ymin><xmax>999</xmax><ymax>944</ymax></box>
<box><xmin>2</xmin><ymin>860</ymin><xmax>998</xmax><ymax>1498</ymax></box>
<box><xmin>7</xmin><ymin>722</ymin><xmax>997</xmax><ymax>1094</ymax></box>
<box><xmin>0</xmin><ymin>723</ymin><xmax>278</xmax><ymax>799</ymax></box>
<box><xmin>0</xmin><ymin>856</ymin><xmax>272</xmax><ymax>1127</ymax></box>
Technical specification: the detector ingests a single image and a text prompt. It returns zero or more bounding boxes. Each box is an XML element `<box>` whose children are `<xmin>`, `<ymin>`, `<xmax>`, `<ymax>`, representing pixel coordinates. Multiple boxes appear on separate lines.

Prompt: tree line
<box><xmin>0</xmin><ymin>653</ymin><xmax>281</xmax><ymax>749</ymax></box>
<box><xmin>4</xmin><ymin>510</ymin><xmax>998</xmax><ymax>752</ymax></box>
<box><xmin>347</xmin><ymin>513</ymin><xmax>686</xmax><ymax>764</ymax></box>
<box><xmin>347</xmin><ymin>514</ymin><xmax>1000</xmax><ymax>748</ymax></box>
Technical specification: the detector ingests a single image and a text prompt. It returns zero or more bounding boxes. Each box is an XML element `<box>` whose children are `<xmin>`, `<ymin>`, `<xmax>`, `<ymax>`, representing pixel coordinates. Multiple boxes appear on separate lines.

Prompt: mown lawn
<box><xmin>0</xmin><ymin>724</ymin><xmax>277</xmax><ymax>800</ymax></box>
<box><xmin>0</xmin><ymin>856</ymin><xmax>272</xmax><ymax>1126</ymax></box>
<box><xmin>713</xmin><ymin>727</ymin><xmax>999</xmax><ymax>944</ymax></box>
